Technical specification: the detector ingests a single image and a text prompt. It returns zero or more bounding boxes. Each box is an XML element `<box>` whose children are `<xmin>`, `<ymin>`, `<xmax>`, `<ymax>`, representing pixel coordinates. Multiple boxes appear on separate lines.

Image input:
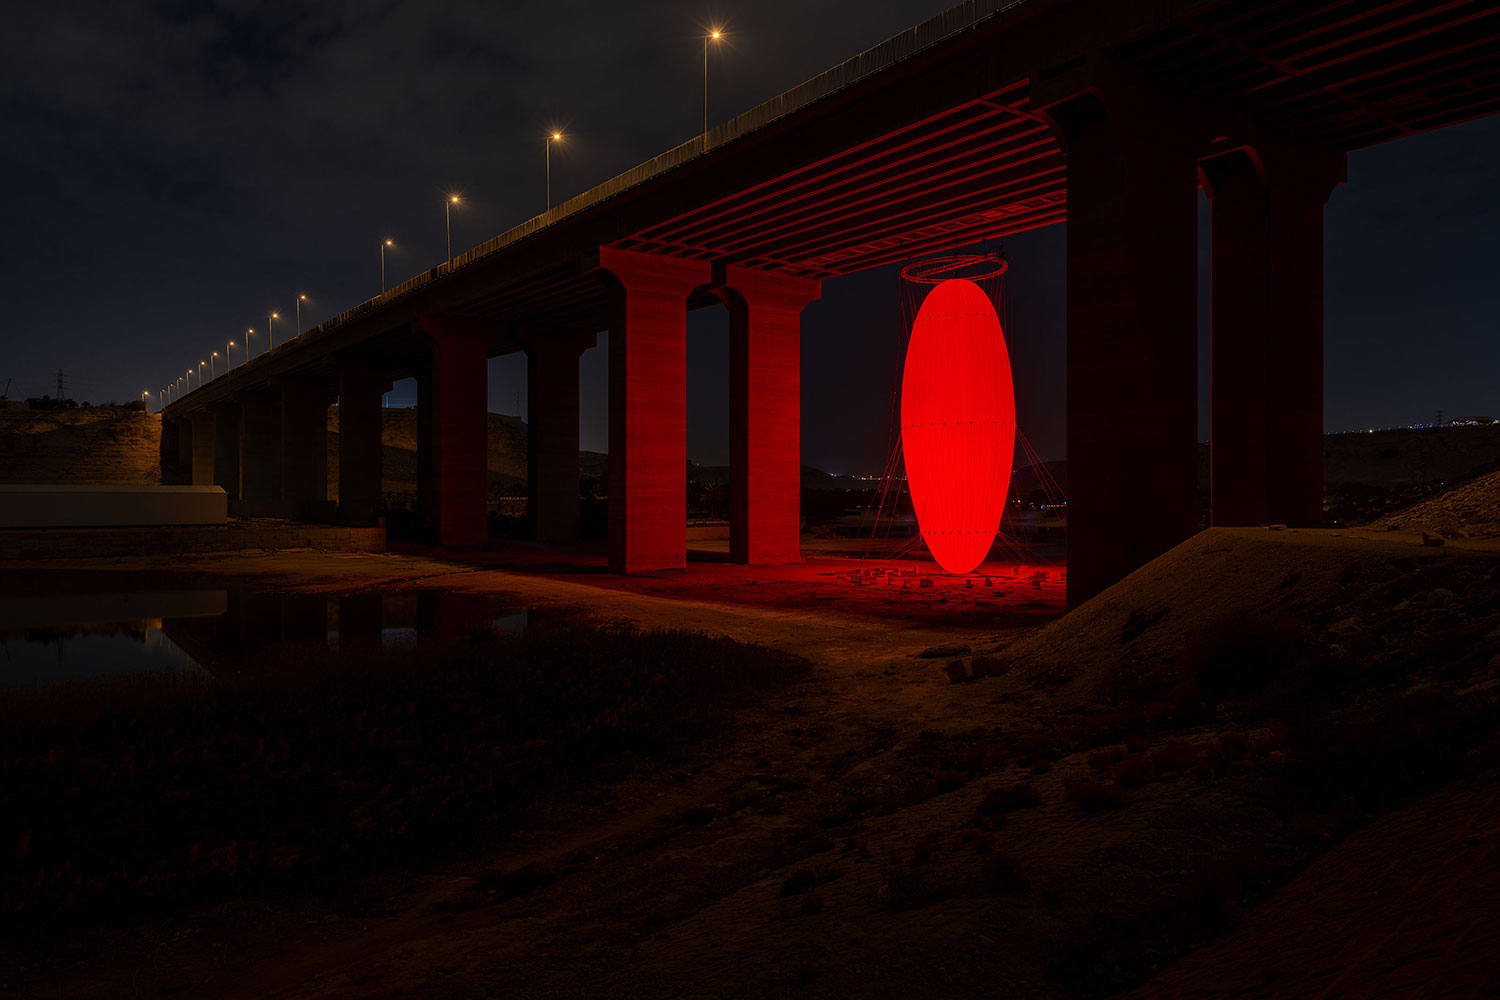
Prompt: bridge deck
<box><xmin>163</xmin><ymin>0</ymin><xmax>1500</xmax><ymax>411</ymax></box>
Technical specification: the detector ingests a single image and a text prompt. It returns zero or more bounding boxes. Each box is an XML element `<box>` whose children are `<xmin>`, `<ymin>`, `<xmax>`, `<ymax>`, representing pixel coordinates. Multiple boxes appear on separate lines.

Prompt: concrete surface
<box><xmin>0</xmin><ymin>484</ymin><xmax>227</xmax><ymax>528</ymax></box>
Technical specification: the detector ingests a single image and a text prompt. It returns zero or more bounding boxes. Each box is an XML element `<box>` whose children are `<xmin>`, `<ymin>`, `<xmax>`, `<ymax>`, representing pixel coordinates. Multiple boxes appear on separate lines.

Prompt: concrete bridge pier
<box><xmin>589</xmin><ymin>247</ymin><xmax>712</xmax><ymax>573</ymax></box>
<box><xmin>1204</xmin><ymin>138</ymin><xmax>1345</xmax><ymax>527</ymax></box>
<box><xmin>210</xmin><ymin>400</ymin><xmax>242</xmax><ymax>500</ymax></box>
<box><xmin>187</xmin><ymin>411</ymin><xmax>215</xmax><ymax>486</ymax></box>
<box><xmin>334</xmin><ymin>362</ymin><xmax>388</xmax><ymax>527</ymax></box>
<box><xmin>174</xmin><ymin>418</ymin><xmax>192</xmax><ymax>469</ymax></box>
<box><xmin>160</xmin><ymin>418</ymin><xmax>181</xmax><ymax>474</ymax></box>
<box><xmin>712</xmin><ymin>264</ymin><xmax>821</xmax><ymax>566</ymax></box>
<box><xmin>236</xmin><ymin>391</ymin><xmax>283</xmax><ymax>506</ymax></box>
<box><xmin>526</xmin><ymin>333</ymin><xmax>595</xmax><ymax>542</ymax></box>
<box><xmin>277</xmin><ymin>379</ymin><xmax>331</xmax><ymax>516</ymax></box>
<box><xmin>413</xmin><ymin>317</ymin><xmax>493</xmax><ymax>547</ymax></box>
<box><xmin>1039</xmin><ymin>72</ymin><xmax>1203</xmax><ymax>607</ymax></box>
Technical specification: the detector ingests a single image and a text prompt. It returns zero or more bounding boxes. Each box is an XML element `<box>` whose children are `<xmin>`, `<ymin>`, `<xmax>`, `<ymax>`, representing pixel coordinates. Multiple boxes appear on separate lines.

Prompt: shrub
<box><xmin>976</xmin><ymin>782</ymin><xmax>1042</xmax><ymax>818</ymax></box>
<box><xmin>1110</xmin><ymin>754</ymin><xmax>1153</xmax><ymax>789</ymax></box>
<box><xmin>1150</xmin><ymin>741</ymin><xmax>1198</xmax><ymax>773</ymax></box>
<box><xmin>1064</xmin><ymin>778</ymin><xmax>1128</xmax><ymax>811</ymax></box>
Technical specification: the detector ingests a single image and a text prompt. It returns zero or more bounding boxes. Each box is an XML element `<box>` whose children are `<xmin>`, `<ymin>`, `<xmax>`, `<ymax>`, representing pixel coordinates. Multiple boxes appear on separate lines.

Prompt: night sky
<box><xmin>3</xmin><ymin>1</ymin><xmax>1497</xmax><ymax>477</ymax></box>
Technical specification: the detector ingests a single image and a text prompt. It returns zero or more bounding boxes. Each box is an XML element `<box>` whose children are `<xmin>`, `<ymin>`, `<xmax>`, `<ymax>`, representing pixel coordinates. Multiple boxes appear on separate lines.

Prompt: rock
<box><xmin>1422</xmin><ymin>531</ymin><xmax>1446</xmax><ymax>547</ymax></box>
<box><xmin>1426</xmin><ymin>588</ymin><xmax>1457</xmax><ymax>607</ymax></box>
<box><xmin>919</xmin><ymin>642</ymin><xmax>971</xmax><ymax>658</ymax></box>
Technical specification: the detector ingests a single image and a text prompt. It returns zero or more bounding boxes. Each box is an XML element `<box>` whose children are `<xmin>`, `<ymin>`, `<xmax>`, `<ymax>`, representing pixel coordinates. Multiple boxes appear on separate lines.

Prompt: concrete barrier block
<box><xmin>0</xmin><ymin>485</ymin><xmax>228</xmax><ymax>528</ymax></box>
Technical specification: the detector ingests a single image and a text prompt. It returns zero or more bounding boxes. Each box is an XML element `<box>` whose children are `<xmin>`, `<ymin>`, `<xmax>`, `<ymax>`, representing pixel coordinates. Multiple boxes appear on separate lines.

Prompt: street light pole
<box><xmin>246</xmin><ymin>328</ymin><xmax>255</xmax><ymax>362</ymax></box>
<box><xmin>445</xmin><ymin>196</ymin><xmax>459</xmax><ymax>260</ymax></box>
<box><xmin>296</xmin><ymin>294</ymin><xmax>306</xmax><ymax>336</ymax></box>
<box><xmin>381</xmin><ymin>239</ymin><xmax>394</xmax><ymax>292</ymax></box>
<box><xmin>268</xmin><ymin>312</ymin><xmax>279</xmax><ymax>351</ymax></box>
<box><xmin>227</xmin><ymin>340</ymin><xmax>236</xmax><ymax>369</ymax></box>
<box><xmin>211</xmin><ymin>351</ymin><xmax>218</xmax><ymax>379</ymax></box>
<box><xmin>546</xmin><ymin>132</ymin><xmax>564</xmax><ymax>210</ymax></box>
<box><xmin>704</xmin><ymin>29</ymin><xmax>723</xmax><ymax>138</ymax></box>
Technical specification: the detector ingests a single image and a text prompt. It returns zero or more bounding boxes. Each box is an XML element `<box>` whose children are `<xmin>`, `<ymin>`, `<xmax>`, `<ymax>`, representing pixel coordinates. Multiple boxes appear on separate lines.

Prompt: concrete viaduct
<box><xmin>159</xmin><ymin>0</ymin><xmax>1500</xmax><ymax>605</ymax></box>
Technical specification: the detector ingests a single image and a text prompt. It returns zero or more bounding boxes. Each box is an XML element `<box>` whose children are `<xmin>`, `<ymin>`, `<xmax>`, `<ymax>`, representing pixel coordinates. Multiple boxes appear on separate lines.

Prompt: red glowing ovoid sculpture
<box><xmin>900</xmin><ymin>278</ymin><xmax>1016</xmax><ymax>575</ymax></box>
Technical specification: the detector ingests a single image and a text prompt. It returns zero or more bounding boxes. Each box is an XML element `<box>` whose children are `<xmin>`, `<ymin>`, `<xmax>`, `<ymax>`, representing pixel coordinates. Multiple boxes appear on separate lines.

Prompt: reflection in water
<box><xmin>1</xmin><ymin>623</ymin><xmax>206</xmax><ymax>688</ymax></box>
<box><xmin>0</xmin><ymin>589</ymin><xmax>528</xmax><ymax>688</ymax></box>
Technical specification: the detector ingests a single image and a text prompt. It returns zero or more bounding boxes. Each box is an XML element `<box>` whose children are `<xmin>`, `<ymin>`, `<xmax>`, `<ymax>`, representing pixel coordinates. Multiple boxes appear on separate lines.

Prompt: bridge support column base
<box><xmin>1043</xmin><ymin>91</ymin><xmax>1201</xmax><ymax>607</ymax></box>
<box><xmin>238</xmin><ymin>392</ymin><xmax>282</xmax><ymax>502</ymax></box>
<box><xmin>188</xmin><ymin>412</ymin><xmax>215</xmax><ymax>487</ymax></box>
<box><xmin>279</xmin><ymin>382</ymin><xmax>329</xmax><ymax>512</ymax></box>
<box><xmin>336</xmin><ymin>366</ymin><xmax>386</xmax><ymax>527</ymax></box>
<box><xmin>175</xmin><ymin>418</ymin><xmax>193</xmax><ymax>468</ymax></box>
<box><xmin>1205</xmin><ymin>144</ymin><xmax>1342</xmax><ymax>527</ymax></box>
<box><xmin>210</xmin><ymin>401</ymin><xmax>242</xmax><ymax>500</ymax></box>
<box><xmin>527</xmin><ymin>335</ymin><xmax>594</xmax><ymax>543</ymax></box>
<box><xmin>589</xmin><ymin>247</ymin><xmax>712</xmax><ymax>573</ymax></box>
<box><xmin>713</xmin><ymin>265</ymin><xmax>821</xmax><ymax>566</ymax></box>
<box><xmin>415</xmin><ymin>319</ymin><xmax>491</xmax><ymax>547</ymax></box>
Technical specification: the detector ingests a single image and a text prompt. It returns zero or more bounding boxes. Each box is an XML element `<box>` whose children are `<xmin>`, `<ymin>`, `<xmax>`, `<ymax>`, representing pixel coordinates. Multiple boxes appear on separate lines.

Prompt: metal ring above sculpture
<box><xmin>899</xmin><ymin>276</ymin><xmax>1016</xmax><ymax>575</ymax></box>
<box><xmin>899</xmin><ymin>253</ymin><xmax>1010</xmax><ymax>285</ymax></box>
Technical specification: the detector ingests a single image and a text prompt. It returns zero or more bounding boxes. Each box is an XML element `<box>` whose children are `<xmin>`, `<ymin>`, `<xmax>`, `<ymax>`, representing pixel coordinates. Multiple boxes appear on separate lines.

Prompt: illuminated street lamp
<box><xmin>445</xmin><ymin>195</ymin><xmax>460</xmax><ymax>260</ymax></box>
<box><xmin>381</xmin><ymin>239</ymin><xmax>394</xmax><ymax>292</ymax></box>
<box><xmin>268</xmin><ymin>311</ymin><xmax>279</xmax><ymax>350</ymax></box>
<box><xmin>295</xmin><ymin>294</ymin><xmax>307</xmax><ymax>336</ymax></box>
<box><xmin>227</xmin><ymin>339</ymin><xmax>236</xmax><ymax>369</ymax></box>
<box><xmin>198</xmin><ymin>360</ymin><xmax>206</xmax><ymax>384</ymax></box>
<box><xmin>704</xmin><ymin>28</ymin><xmax>725</xmax><ymax>137</ymax></box>
<box><xmin>246</xmin><ymin>328</ymin><xmax>255</xmax><ymax>360</ymax></box>
<box><xmin>142</xmin><ymin>389</ymin><xmax>150</xmax><ymax>411</ymax></box>
<box><xmin>546</xmin><ymin>131</ymin><xmax>563</xmax><ymax>210</ymax></box>
<box><xmin>186</xmin><ymin>369</ymin><xmax>194</xmax><ymax>392</ymax></box>
<box><xmin>210</xmin><ymin>350</ymin><xmax>218</xmax><ymax>379</ymax></box>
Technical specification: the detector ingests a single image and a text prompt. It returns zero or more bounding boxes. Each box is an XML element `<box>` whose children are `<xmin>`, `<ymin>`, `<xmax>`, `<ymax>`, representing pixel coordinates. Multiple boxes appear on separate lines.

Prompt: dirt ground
<box><xmin>4</xmin><ymin>526</ymin><xmax>1499</xmax><ymax>998</ymax></box>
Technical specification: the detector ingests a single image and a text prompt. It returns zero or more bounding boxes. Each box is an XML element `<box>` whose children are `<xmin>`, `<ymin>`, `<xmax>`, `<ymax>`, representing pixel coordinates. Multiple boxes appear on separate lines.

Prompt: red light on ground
<box><xmin>900</xmin><ymin>278</ymin><xmax>1016</xmax><ymax>574</ymax></box>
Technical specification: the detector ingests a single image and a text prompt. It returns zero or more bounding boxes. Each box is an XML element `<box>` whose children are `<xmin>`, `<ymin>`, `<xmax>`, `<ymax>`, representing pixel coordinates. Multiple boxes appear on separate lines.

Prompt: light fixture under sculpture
<box><xmin>900</xmin><ymin>275</ymin><xmax>1016</xmax><ymax>575</ymax></box>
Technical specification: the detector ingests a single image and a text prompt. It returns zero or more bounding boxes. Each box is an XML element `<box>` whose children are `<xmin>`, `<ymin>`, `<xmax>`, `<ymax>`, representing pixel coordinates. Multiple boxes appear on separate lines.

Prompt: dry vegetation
<box><xmin>1373</xmin><ymin>467</ymin><xmax>1500</xmax><ymax>538</ymax></box>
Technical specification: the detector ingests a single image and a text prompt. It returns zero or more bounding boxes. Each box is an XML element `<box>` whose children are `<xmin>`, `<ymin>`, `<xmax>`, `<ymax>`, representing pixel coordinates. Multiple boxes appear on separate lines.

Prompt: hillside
<box><xmin>0</xmin><ymin>407</ymin><xmax>160</xmax><ymax>485</ymax></box>
<box><xmin>1373</xmin><ymin>467</ymin><xmax>1500</xmax><ymax>537</ymax></box>
<box><xmin>326</xmin><ymin>407</ymin><xmax>532</xmax><ymax>503</ymax></box>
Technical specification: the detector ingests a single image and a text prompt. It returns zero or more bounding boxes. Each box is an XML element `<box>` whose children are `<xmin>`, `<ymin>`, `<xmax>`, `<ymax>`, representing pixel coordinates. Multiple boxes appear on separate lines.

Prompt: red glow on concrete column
<box><xmin>589</xmin><ymin>247</ymin><xmax>712</xmax><ymax>574</ymax></box>
<box><xmin>713</xmin><ymin>264</ymin><xmax>821</xmax><ymax>566</ymax></box>
<box><xmin>417</xmin><ymin>317</ymin><xmax>491</xmax><ymax>547</ymax></box>
<box><xmin>900</xmin><ymin>278</ymin><xmax>1015</xmax><ymax>575</ymax></box>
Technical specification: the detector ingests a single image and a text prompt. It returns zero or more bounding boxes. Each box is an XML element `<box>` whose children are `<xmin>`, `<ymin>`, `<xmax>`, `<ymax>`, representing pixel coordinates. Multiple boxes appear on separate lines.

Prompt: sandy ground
<box><xmin>5</xmin><ymin>527</ymin><xmax>1499</xmax><ymax>998</ymax></box>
